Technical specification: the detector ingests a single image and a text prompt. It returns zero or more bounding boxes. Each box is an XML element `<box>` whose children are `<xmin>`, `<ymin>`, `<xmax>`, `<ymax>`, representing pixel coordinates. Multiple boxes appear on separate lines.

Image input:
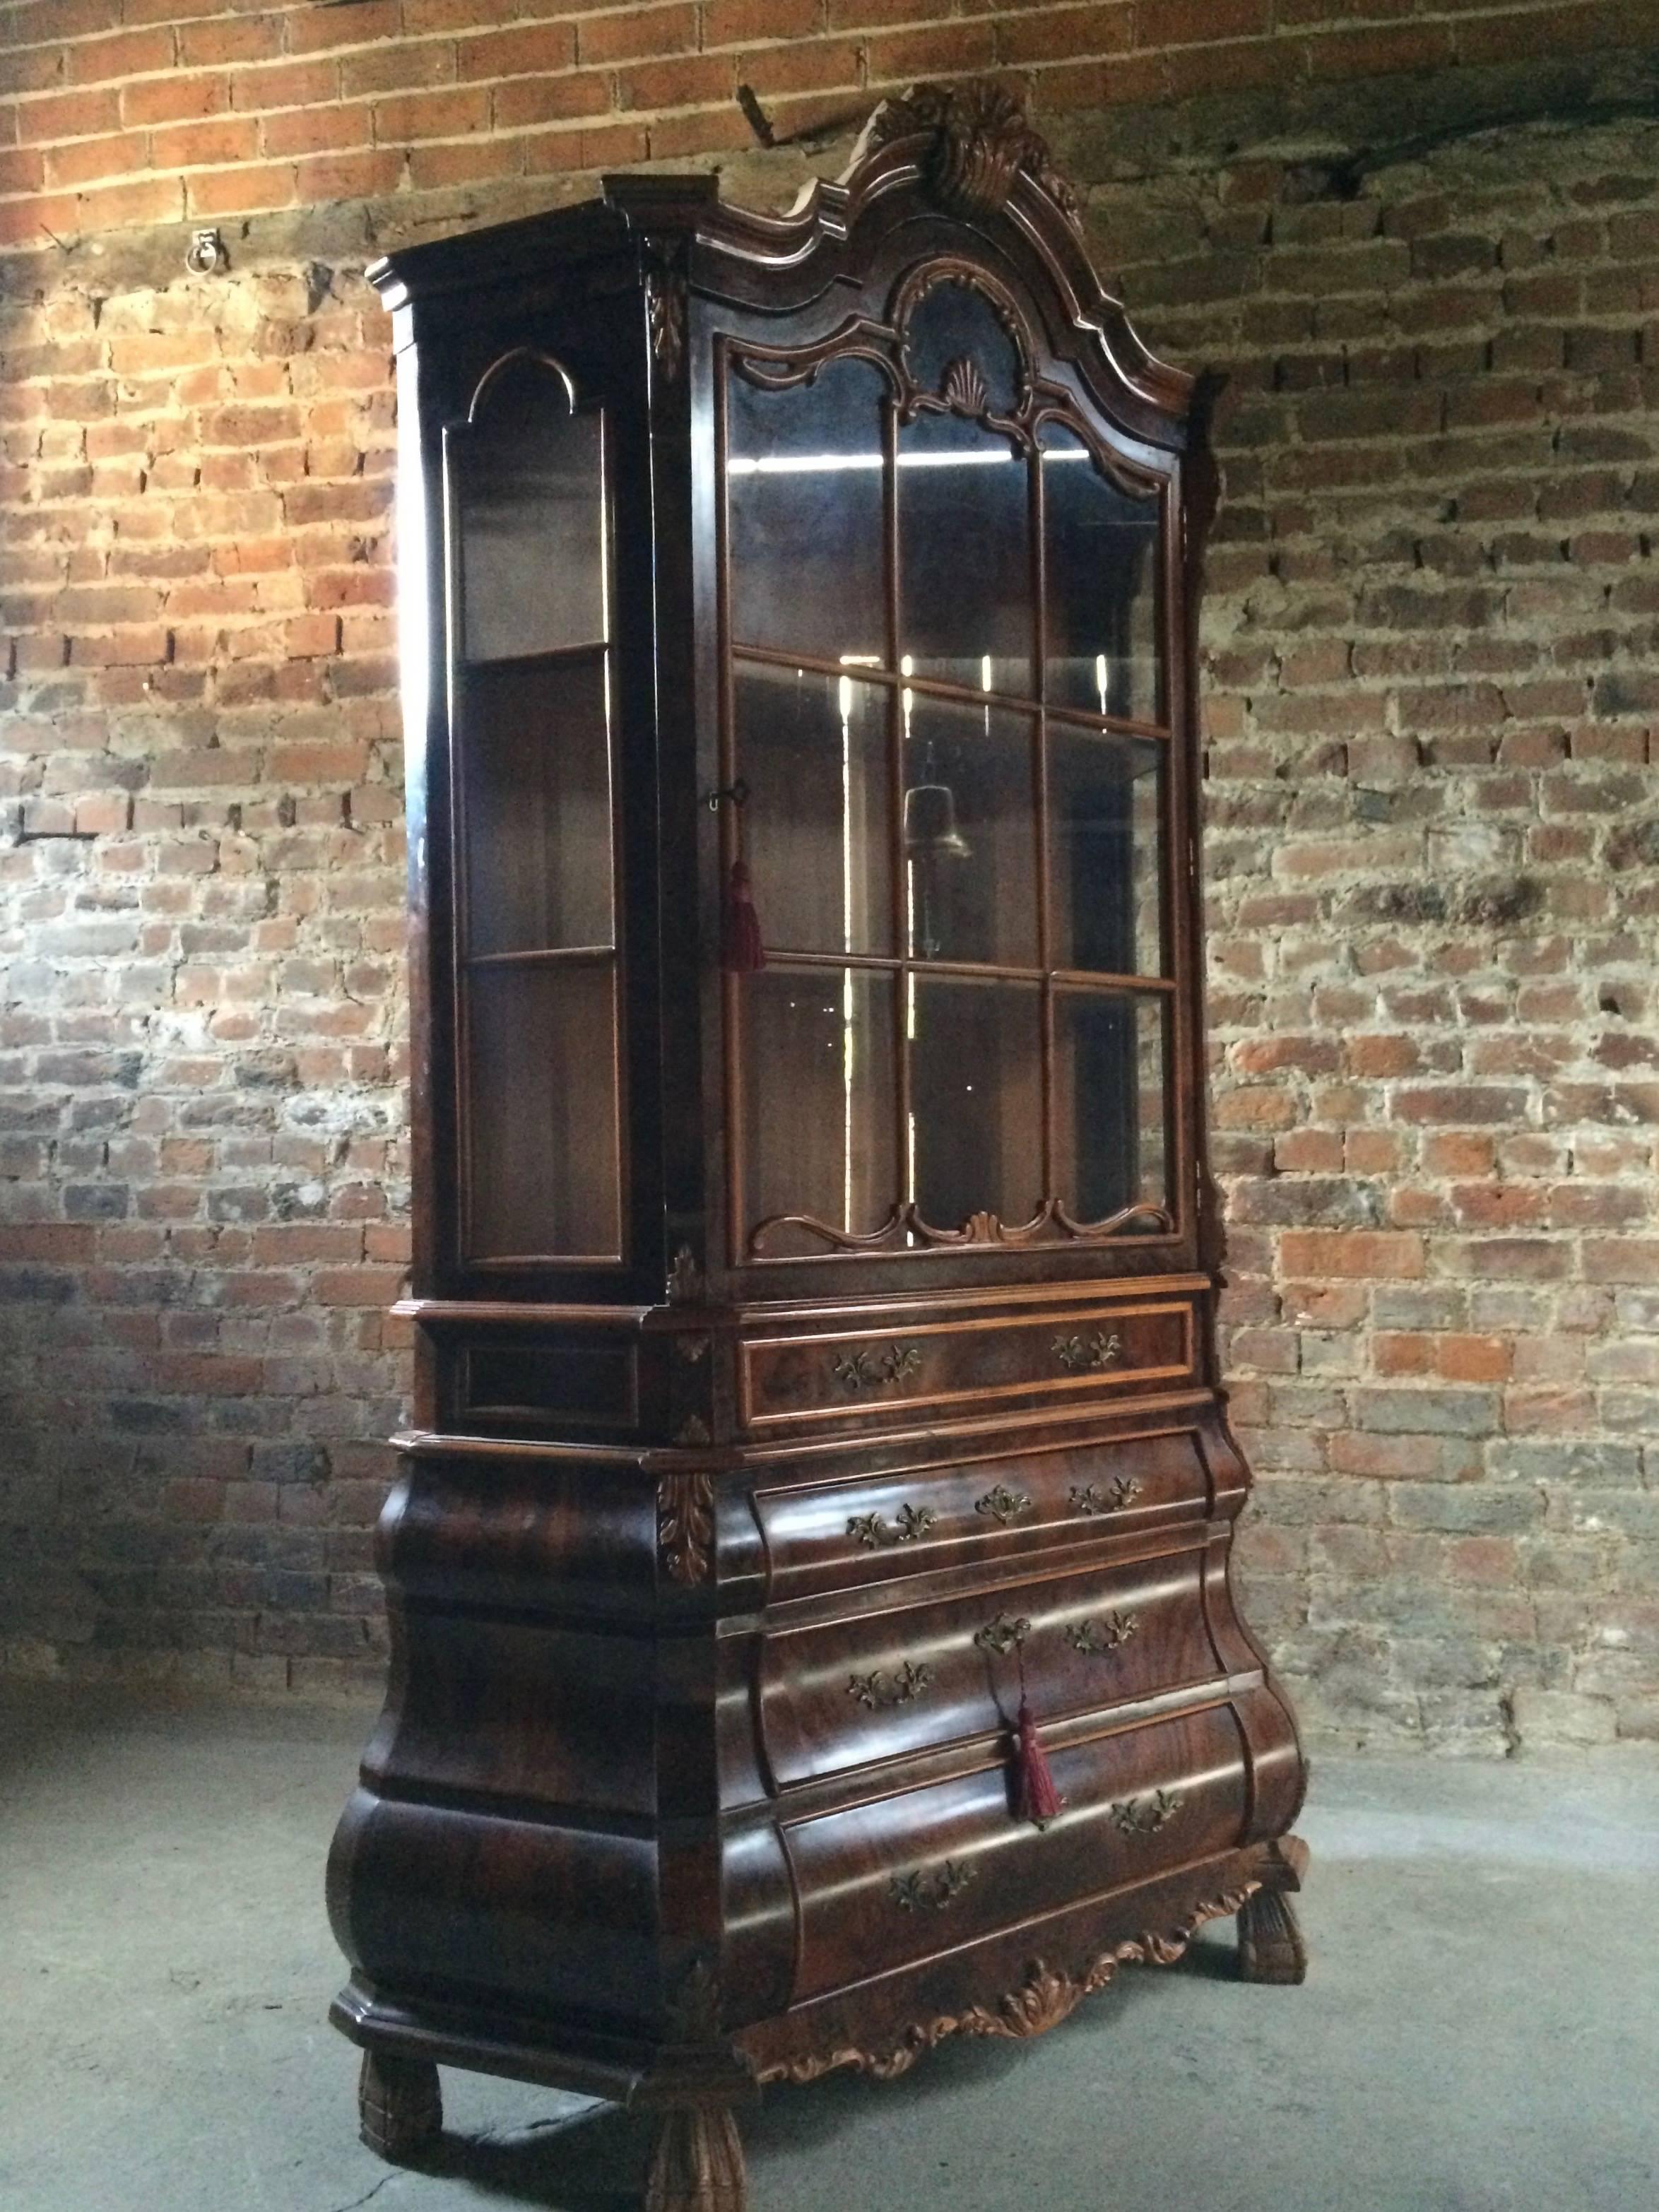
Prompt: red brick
<box><xmin>704</xmin><ymin>0</ymin><xmax>820</xmax><ymax>45</ymax></box>
<box><xmin>494</xmin><ymin>71</ymin><xmax>612</xmax><ymax>130</ymax></box>
<box><xmin>459</xmin><ymin>22</ymin><xmax>583</xmax><ymax>79</ymax></box>
<box><xmin>15</xmin><ymin>87</ymin><xmax>120</xmax><ymax>143</ymax></box>
<box><xmin>577</xmin><ymin>4</ymin><xmax>697</xmax><ymax>65</ymax></box>
<box><xmin>371</xmin><ymin>88</ymin><xmax>490</xmax><ymax>142</ymax></box>
<box><xmin>339</xmin><ymin>39</ymin><xmax>459</xmax><ymax>97</ymax></box>
<box><xmin>614</xmin><ymin>52</ymin><xmax>736</xmax><ymax>111</ymax></box>
<box><xmin>1277</xmin><ymin>1231</ymin><xmax>1427</xmax><ymax>1279</ymax></box>
<box><xmin>282</xmin><ymin>1</ymin><xmax>401</xmax><ymax>55</ymax></box>
<box><xmin>185</xmin><ymin>163</ymin><xmax>298</xmax><ymax>218</ymax></box>
<box><xmin>1138</xmin><ymin>0</ymin><xmax>1270</xmax><ymax>44</ymax></box>
<box><xmin>261</xmin><ymin>105</ymin><xmax>372</xmax><ymax>161</ymax></box>
<box><xmin>177</xmin><ymin>13</ymin><xmax>285</xmax><ymax>67</ymax></box>
<box><xmin>865</xmin><ymin>20</ymin><xmax>998</xmax><ymax>83</ymax></box>
<box><xmin>64</xmin><ymin>25</ymin><xmax>176</xmax><ymax>84</ymax></box>
<box><xmin>1304</xmin><ymin>20</ymin><xmax>1456</xmax><ymax>78</ymax></box>
<box><xmin>996</xmin><ymin>4</ymin><xmax>1133</xmax><ymax>66</ymax></box>
<box><xmin>120</xmin><ymin>72</ymin><xmax>228</xmax><ymax>128</ymax></box>
<box><xmin>228</xmin><ymin>61</ymin><xmax>341</xmax><ymax>114</ymax></box>
<box><xmin>44</xmin><ymin>132</ymin><xmax>146</xmax><ymax>189</ymax></box>
<box><xmin>151</xmin><ymin>119</ymin><xmax>261</xmax><ymax>172</ymax></box>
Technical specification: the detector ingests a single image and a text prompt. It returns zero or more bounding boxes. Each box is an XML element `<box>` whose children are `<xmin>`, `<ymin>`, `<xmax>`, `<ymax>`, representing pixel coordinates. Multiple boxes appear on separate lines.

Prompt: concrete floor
<box><xmin>1</xmin><ymin>1694</ymin><xmax>1655</xmax><ymax>2212</ymax></box>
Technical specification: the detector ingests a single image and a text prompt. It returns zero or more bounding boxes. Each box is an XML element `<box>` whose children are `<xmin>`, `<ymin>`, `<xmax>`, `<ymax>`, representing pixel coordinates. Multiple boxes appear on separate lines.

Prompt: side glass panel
<box><xmin>449</xmin><ymin>353</ymin><xmax>621</xmax><ymax>1264</ymax></box>
<box><xmin>744</xmin><ymin>967</ymin><xmax>899</xmax><ymax>1250</ymax></box>
<box><xmin>899</xmin><ymin>408</ymin><xmax>1031</xmax><ymax>699</ymax></box>
<box><xmin>728</xmin><ymin>354</ymin><xmax>887</xmax><ymax>665</ymax></box>
<box><xmin>1043</xmin><ymin>425</ymin><xmax>1164</xmax><ymax>726</ymax></box>
<box><xmin>1053</xmin><ymin>990</ymin><xmax>1169</xmax><ymax>1224</ymax></box>
<box><xmin>466</xmin><ymin>964</ymin><xmax>620</xmax><ymax>1259</ymax></box>
<box><xmin>1049</xmin><ymin>729</ymin><xmax>1163</xmax><ymax>977</ymax></box>
<box><xmin>909</xmin><ymin>977</ymin><xmax>1042</xmax><ymax>1231</ymax></box>
<box><xmin>901</xmin><ymin>689</ymin><xmax>1036</xmax><ymax>967</ymax></box>
<box><xmin>736</xmin><ymin>663</ymin><xmax>892</xmax><ymax>959</ymax></box>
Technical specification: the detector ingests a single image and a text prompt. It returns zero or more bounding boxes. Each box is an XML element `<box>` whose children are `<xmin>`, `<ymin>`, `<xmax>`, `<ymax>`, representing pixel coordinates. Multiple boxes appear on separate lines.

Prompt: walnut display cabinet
<box><xmin>327</xmin><ymin>78</ymin><xmax>1308</xmax><ymax>2212</ymax></box>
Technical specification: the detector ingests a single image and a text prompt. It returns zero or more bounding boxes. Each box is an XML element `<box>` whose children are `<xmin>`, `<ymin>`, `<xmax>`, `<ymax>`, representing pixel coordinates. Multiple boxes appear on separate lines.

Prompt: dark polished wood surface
<box><xmin>329</xmin><ymin>76</ymin><xmax>1307</xmax><ymax>2212</ymax></box>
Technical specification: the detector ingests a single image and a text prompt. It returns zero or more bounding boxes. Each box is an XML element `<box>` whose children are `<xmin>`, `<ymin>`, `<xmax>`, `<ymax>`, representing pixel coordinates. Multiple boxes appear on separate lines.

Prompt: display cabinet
<box><xmin>327</xmin><ymin>78</ymin><xmax>1307</xmax><ymax>2212</ymax></box>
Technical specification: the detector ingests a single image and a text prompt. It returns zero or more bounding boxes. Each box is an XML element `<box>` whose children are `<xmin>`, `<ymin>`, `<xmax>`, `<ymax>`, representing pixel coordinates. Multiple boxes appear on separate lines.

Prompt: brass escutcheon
<box><xmin>1065</xmin><ymin>1611</ymin><xmax>1139</xmax><ymax>1656</ymax></box>
<box><xmin>847</xmin><ymin>1502</ymin><xmax>938</xmax><ymax>1550</ymax></box>
<box><xmin>1053</xmin><ymin>1330</ymin><xmax>1123</xmax><ymax>1373</ymax></box>
<box><xmin>1068</xmin><ymin>1474</ymin><xmax>1144</xmax><ymax>1515</ymax></box>
<box><xmin>1110</xmin><ymin>1787</ymin><xmax>1183</xmax><ymax>1836</ymax></box>
<box><xmin>831</xmin><ymin>1342</ymin><xmax>923</xmax><ymax>1392</ymax></box>
<box><xmin>974</xmin><ymin>1482</ymin><xmax>1032</xmax><ymax>1525</ymax></box>
<box><xmin>847</xmin><ymin>1660</ymin><xmax>934</xmax><ymax>1710</ymax></box>
<box><xmin>890</xmin><ymin>1859</ymin><xmax>976</xmax><ymax>1911</ymax></box>
<box><xmin>973</xmin><ymin>1611</ymin><xmax>1032</xmax><ymax>1657</ymax></box>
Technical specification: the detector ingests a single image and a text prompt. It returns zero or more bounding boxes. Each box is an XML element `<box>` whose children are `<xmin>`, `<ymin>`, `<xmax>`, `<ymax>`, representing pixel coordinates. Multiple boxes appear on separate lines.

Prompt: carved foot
<box><xmin>644</xmin><ymin>2105</ymin><xmax>746</xmax><ymax>2212</ymax></box>
<box><xmin>1238</xmin><ymin>1834</ymin><xmax>1309</xmax><ymax>1985</ymax></box>
<box><xmin>358</xmin><ymin>2048</ymin><xmax>442</xmax><ymax>2162</ymax></box>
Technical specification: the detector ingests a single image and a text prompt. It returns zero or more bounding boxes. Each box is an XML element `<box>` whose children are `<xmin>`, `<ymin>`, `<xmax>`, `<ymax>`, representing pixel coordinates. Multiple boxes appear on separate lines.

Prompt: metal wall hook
<box><xmin>702</xmin><ymin>779</ymin><xmax>750</xmax><ymax>812</ymax></box>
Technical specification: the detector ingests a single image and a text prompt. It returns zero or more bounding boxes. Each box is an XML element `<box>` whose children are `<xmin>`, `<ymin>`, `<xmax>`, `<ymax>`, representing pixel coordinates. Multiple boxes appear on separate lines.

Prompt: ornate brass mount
<box><xmin>1069</xmin><ymin>1475</ymin><xmax>1143</xmax><ymax>1515</ymax></box>
<box><xmin>1053</xmin><ymin>1330</ymin><xmax>1123</xmax><ymax>1373</ymax></box>
<box><xmin>847</xmin><ymin>1502</ymin><xmax>937</xmax><ymax>1549</ymax></box>
<box><xmin>848</xmin><ymin>1660</ymin><xmax>934</xmax><ymax>1710</ymax></box>
<box><xmin>974</xmin><ymin>1482</ymin><xmax>1032</xmax><ymax>1525</ymax></box>
<box><xmin>974</xmin><ymin>1611</ymin><xmax>1032</xmax><ymax>1656</ymax></box>
<box><xmin>832</xmin><ymin>1342</ymin><xmax>923</xmax><ymax>1392</ymax></box>
<box><xmin>1065</xmin><ymin>1611</ymin><xmax>1138</xmax><ymax>1656</ymax></box>
<box><xmin>1111</xmin><ymin>1787</ymin><xmax>1183</xmax><ymax>1836</ymax></box>
<box><xmin>890</xmin><ymin>1859</ymin><xmax>976</xmax><ymax>1912</ymax></box>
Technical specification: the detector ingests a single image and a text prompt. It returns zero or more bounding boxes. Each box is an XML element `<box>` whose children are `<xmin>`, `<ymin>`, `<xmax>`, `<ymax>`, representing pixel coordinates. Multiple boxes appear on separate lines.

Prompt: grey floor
<box><xmin>1</xmin><ymin>1693</ymin><xmax>1656</xmax><ymax>2212</ymax></box>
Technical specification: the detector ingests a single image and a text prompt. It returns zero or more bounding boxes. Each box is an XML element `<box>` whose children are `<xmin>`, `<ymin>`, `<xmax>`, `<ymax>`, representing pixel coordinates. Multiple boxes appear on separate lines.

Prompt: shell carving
<box><xmin>866</xmin><ymin>79</ymin><xmax>1082</xmax><ymax>227</ymax></box>
<box><xmin>942</xmin><ymin>355</ymin><xmax>988</xmax><ymax>416</ymax></box>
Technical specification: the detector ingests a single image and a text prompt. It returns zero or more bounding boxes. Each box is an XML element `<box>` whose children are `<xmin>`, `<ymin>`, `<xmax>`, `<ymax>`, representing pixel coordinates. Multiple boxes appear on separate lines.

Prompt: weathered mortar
<box><xmin>1</xmin><ymin>16</ymin><xmax>1657</xmax><ymax>1749</ymax></box>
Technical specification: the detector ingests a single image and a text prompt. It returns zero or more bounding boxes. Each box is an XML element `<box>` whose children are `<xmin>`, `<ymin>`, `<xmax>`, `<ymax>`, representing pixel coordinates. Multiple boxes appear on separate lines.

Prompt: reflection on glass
<box><xmin>1053</xmin><ymin>990</ymin><xmax>1167</xmax><ymax>1225</ymax></box>
<box><xmin>902</xmin><ymin>682</ymin><xmax>1036</xmax><ymax>966</ymax></box>
<box><xmin>1049</xmin><ymin>728</ymin><xmax>1162</xmax><ymax>977</ymax></box>
<box><xmin>728</xmin><ymin>355</ymin><xmax>886</xmax><ymax>663</ymax></box>
<box><xmin>1043</xmin><ymin>425</ymin><xmax>1162</xmax><ymax>725</ymax></box>
<box><xmin>746</xmin><ymin>969</ymin><xmax>898</xmax><ymax>1253</ymax></box>
<box><xmin>736</xmin><ymin>663</ymin><xmax>892</xmax><ymax>958</ymax></box>
<box><xmin>902</xmin><ymin>278</ymin><xmax>1022</xmax><ymax>416</ymax></box>
<box><xmin>466</xmin><ymin>963</ymin><xmax>620</xmax><ymax>1259</ymax></box>
<box><xmin>909</xmin><ymin>977</ymin><xmax>1041</xmax><ymax>1231</ymax></box>
<box><xmin>462</xmin><ymin>657</ymin><xmax>613</xmax><ymax>957</ymax></box>
<box><xmin>899</xmin><ymin>409</ymin><xmax>1031</xmax><ymax>697</ymax></box>
<box><xmin>454</xmin><ymin>373</ymin><xmax>605</xmax><ymax>663</ymax></box>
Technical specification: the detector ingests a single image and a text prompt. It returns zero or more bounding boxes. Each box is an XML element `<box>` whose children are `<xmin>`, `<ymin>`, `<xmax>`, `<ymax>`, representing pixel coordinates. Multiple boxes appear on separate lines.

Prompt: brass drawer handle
<box><xmin>1111</xmin><ymin>1787</ymin><xmax>1183</xmax><ymax>1836</ymax></box>
<box><xmin>973</xmin><ymin>1611</ymin><xmax>1032</xmax><ymax>1656</ymax></box>
<box><xmin>831</xmin><ymin>1342</ymin><xmax>923</xmax><ymax>1392</ymax></box>
<box><xmin>974</xmin><ymin>1482</ymin><xmax>1032</xmax><ymax>1525</ymax></box>
<box><xmin>1065</xmin><ymin>1610</ymin><xmax>1139</xmax><ymax>1656</ymax></box>
<box><xmin>1069</xmin><ymin>1475</ymin><xmax>1143</xmax><ymax>1515</ymax></box>
<box><xmin>890</xmin><ymin>1859</ymin><xmax>976</xmax><ymax>1911</ymax></box>
<box><xmin>1053</xmin><ymin>1330</ymin><xmax>1123</xmax><ymax>1373</ymax></box>
<box><xmin>846</xmin><ymin>1502</ymin><xmax>936</xmax><ymax>1549</ymax></box>
<box><xmin>848</xmin><ymin>1660</ymin><xmax>933</xmax><ymax>1710</ymax></box>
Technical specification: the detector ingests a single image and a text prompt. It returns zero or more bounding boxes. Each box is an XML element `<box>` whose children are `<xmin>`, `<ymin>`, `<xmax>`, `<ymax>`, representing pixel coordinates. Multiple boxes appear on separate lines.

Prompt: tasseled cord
<box><xmin>1012</xmin><ymin>1651</ymin><xmax>1063</xmax><ymax>1830</ymax></box>
<box><xmin>720</xmin><ymin>858</ymin><xmax>767</xmax><ymax>975</ymax></box>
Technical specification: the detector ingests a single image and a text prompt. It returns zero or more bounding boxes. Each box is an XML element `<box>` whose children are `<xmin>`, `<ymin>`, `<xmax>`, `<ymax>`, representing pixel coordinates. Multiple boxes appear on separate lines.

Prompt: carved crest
<box><xmin>863</xmin><ymin>78</ymin><xmax>1081</xmax><ymax>227</ymax></box>
<box><xmin>647</xmin><ymin>268</ymin><xmax>686</xmax><ymax>382</ymax></box>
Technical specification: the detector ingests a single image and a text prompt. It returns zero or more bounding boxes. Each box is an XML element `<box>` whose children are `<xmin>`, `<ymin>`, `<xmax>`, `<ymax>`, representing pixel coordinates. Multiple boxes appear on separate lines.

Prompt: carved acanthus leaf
<box><xmin>659</xmin><ymin>1469</ymin><xmax>715</xmax><ymax>1585</ymax></box>
<box><xmin>863</xmin><ymin>78</ymin><xmax>1081</xmax><ymax>227</ymax></box>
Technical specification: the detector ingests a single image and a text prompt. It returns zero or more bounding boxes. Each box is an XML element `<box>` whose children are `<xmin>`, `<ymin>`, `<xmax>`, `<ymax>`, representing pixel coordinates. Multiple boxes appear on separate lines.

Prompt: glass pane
<box><xmin>901</xmin><ymin>689</ymin><xmax>1036</xmax><ymax>966</ymax></box>
<box><xmin>745</xmin><ymin>968</ymin><xmax>898</xmax><ymax>1252</ymax></box>
<box><xmin>1049</xmin><ymin>728</ymin><xmax>1163</xmax><ymax>976</ymax></box>
<box><xmin>1043</xmin><ymin>425</ymin><xmax>1162</xmax><ymax>724</ymax></box>
<box><xmin>902</xmin><ymin>276</ymin><xmax>1023</xmax><ymax>418</ymax></box>
<box><xmin>728</xmin><ymin>354</ymin><xmax>886</xmax><ymax>664</ymax></box>
<box><xmin>909</xmin><ymin>976</ymin><xmax>1041</xmax><ymax>1234</ymax></box>
<box><xmin>454</xmin><ymin>362</ymin><xmax>605</xmax><ymax>663</ymax></box>
<box><xmin>461</xmin><ymin>656</ymin><xmax>613</xmax><ymax>957</ymax></box>
<box><xmin>466</xmin><ymin>963</ymin><xmax>620</xmax><ymax>1259</ymax></box>
<box><xmin>1053</xmin><ymin>990</ymin><xmax>1169</xmax><ymax>1227</ymax></box>
<box><xmin>899</xmin><ymin>409</ymin><xmax>1031</xmax><ymax>699</ymax></box>
<box><xmin>736</xmin><ymin>663</ymin><xmax>892</xmax><ymax>958</ymax></box>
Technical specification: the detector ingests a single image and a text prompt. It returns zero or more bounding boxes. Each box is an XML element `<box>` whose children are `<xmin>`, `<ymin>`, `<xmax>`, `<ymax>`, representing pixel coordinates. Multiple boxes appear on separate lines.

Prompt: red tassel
<box><xmin>720</xmin><ymin>858</ymin><xmax>767</xmax><ymax>974</ymax></box>
<box><xmin>1014</xmin><ymin>1696</ymin><xmax>1063</xmax><ymax>1829</ymax></box>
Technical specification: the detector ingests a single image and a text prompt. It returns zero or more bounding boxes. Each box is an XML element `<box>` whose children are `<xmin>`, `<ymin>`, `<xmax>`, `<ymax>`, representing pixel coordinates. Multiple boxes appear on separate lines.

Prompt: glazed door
<box><xmin>719</xmin><ymin>268</ymin><xmax>1178</xmax><ymax>1267</ymax></box>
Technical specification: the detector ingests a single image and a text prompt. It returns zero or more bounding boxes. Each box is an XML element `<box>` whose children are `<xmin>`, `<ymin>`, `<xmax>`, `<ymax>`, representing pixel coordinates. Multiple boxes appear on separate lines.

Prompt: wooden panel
<box><xmin>780</xmin><ymin>1701</ymin><xmax>1246</xmax><ymax>2004</ymax></box>
<box><xmin>752</xmin><ymin>1423</ymin><xmax>1213</xmax><ymax>1604</ymax></box>
<box><xmin>758</xmin><ymin>1544</ymin><xmax>1222</xmax><ymax>1790</ymax></box>
<box><xmin>740</xmin><ymin>1298</ymin><xmax>1193</xmax><ymax>1431</ymax></box>
<box><xmin>461</xmin><ymin>1333</ymin><xmax>639</xmax><ymax>1429</ymax></box>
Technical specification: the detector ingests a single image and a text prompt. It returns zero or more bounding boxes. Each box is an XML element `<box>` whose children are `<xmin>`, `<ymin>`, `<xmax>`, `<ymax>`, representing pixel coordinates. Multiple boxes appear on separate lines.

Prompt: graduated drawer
<box><xmin>758</xmin><ymin>1545</ymin><xmax>1220</xmax><ymax>1791</ymax></box>
<box><xmin>779</xmin><ymin>1700</ymin><xmax>1246</xmax><ymax>2004</ymax></box>
<box><xmin>753</xmin><ymin>1424</ymin><xmax>1213</xmax><ymax>1604</ymax></box>
<box><xmin>738</xmin><ymin>1299</ymin><xmax>1195</xmax><ymax>1433</ymax></box>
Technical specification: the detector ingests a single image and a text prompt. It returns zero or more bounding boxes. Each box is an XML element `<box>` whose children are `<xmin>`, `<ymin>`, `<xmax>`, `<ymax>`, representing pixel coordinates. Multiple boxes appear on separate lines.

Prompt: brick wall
<box><xmin>2</xmin><ymin>4</ymin><xmax>1658</xmax><ymax>1747</ymax></box>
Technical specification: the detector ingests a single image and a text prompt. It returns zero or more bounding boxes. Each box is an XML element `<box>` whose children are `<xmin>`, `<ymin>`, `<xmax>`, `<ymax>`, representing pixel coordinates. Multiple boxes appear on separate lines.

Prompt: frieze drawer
<box><xmin>758</xmin><ymin>1545</ymin><xmax>1221</xmax><ymax>1790</ymax></box>
<box><xmin>739</xmin><ymin>1301</ymin><xmax>1195</xmax><ymax>1432</ymax></box>
<box><xmin>752</xmin><ymin>1424</ymin><xmax>1215</xmax><ymax>1604</ymax></box>
<box><xmin>779</xmin><ymin>1700</ymin><xmax>1249</xmax><ymax>2005</ymax></box>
